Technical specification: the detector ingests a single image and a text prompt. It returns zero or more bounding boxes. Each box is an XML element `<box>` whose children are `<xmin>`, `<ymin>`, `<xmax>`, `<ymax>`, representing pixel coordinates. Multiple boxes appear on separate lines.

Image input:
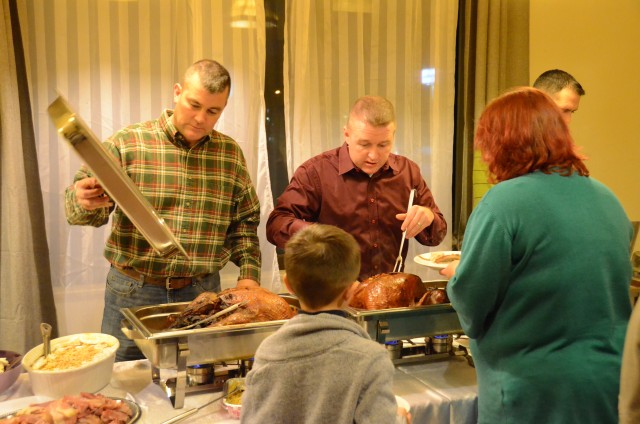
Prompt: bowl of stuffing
<box><xmin>0</xmin><ymin>350</ymin><xmax>22</xmax><ymax>395</ymax></box>
<box><xmin>21</xmin><ymin>333</ymin><xmax>119</xmax><ymax>398</ymax></box>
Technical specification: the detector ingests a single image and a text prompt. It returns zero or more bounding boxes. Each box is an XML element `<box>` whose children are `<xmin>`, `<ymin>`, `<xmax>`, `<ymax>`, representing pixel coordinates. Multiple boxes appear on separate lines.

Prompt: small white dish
<box><xmin>395</xmin><ymin>394</ymin><xmax>411</xmax><ymax>423</ymax></box>
<box><xmin>414</xmin><ymin>251</ymin><xmax>461</xmax><ymax>270</ymax></box>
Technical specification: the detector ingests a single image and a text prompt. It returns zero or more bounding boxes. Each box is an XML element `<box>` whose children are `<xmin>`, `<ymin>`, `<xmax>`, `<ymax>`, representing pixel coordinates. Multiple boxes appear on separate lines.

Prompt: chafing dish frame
<box><xmin>120</xmin><ymin>296</ymin><xmax>299</xmax><ymax>408</ymax></box>
<box><xmin>344</xmin><ymin>280</ymin><xmax>463</xmax><ymax>343</ymax></box>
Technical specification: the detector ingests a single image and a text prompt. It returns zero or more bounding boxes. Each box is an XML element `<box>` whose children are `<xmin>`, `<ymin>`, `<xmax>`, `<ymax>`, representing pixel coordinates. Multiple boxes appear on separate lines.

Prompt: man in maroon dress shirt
<box><xmin>267</xmin><ymin>95</ymin><xmax>447</xmax><ymax>280</ymax></box>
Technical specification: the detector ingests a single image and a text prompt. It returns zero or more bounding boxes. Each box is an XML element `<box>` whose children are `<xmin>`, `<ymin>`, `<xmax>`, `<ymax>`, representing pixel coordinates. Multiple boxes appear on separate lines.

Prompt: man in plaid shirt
<box><xmin>65</xmin><ymin>59</ymin><xmax>261</xmax><ymax>361</ymax></box>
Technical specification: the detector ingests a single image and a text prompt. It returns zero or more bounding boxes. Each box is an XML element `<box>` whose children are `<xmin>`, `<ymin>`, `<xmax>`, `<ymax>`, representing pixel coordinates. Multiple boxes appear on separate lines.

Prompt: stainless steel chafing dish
<box><xmin>120</xmin><ymin>282</ymin><xmax>463</xmax><ymax>407</ymax></box>
<box><xmin>345</xmin><ymin>302</ymin><xmax>462</xmax><ymax>343</ymax></box>
<box><xmin>344</xmin><ymin>280</ymin><xmax>463</xmax><ymax>343</ymax></box>
<box><xmin>344</xmin><ymin>280</ymin><xmax>465</xmax><ymax>365</ymax></box>
<box><xmin>120</xmin><ymin>296</ymin><xmax>299</xmax><ymax>408</ymax></box>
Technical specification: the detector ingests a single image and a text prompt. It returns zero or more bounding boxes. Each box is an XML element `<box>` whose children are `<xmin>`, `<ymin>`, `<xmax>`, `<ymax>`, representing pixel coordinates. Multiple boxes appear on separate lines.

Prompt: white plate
<box><xmin>414</xmin><ymin>251</ymin><xmax>461</xmax><ymax>270</ymax></box>
<box><xmin>0</xmin><ymin>396</ymin><xmax>52</xmax><ymax>415</ymax></box>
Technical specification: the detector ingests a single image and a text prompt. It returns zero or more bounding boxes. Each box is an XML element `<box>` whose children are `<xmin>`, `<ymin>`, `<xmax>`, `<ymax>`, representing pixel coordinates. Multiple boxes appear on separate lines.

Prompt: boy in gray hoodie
<box><xmin>240</xmin><ymin>224</ymin><xmax>409</xmax><ymax>423</ymax></box>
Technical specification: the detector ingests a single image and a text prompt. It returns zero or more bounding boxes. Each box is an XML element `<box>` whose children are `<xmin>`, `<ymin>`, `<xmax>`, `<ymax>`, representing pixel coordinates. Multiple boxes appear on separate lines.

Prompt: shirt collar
<box><xmin>299</xmin><ymin>309</ymin><xmax>349</xmax><ymax>318</ymax></box>
<box><xmin>337</xmin><ymin>142</ymin><xmax>397</xmax><ymax>176</ymax></box>
<box><xmin>160</xmin><ymin>109</ymin><xmax>212</xmax><ymax>148</ymax></box>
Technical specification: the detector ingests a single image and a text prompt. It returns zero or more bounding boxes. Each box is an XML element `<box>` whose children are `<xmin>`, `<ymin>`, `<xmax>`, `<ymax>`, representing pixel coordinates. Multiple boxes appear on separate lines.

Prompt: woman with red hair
<box><xmin>442</xmin><ymin>87</ymin><xmax>633</xmax><ymax>423</ymax></box>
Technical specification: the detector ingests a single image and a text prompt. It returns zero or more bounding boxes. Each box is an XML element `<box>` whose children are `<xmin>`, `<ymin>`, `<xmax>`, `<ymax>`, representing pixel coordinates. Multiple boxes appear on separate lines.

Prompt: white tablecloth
<box><xmin>395</xmin><ymin>358</ymin><xmax>478</xmax><ymax>423</ymax></box>
<box><xmin>0</xmin><ymin>357</ymin><xmax>477</xmax><ymax>423</ymax></box>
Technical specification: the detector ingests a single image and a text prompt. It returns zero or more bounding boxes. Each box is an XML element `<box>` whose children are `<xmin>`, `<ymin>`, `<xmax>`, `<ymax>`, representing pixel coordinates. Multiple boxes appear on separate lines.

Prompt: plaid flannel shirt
<box><xmin>64</xmin><ymin>109</ymin><xmax>261</xmax><ymax>282</ymax></box>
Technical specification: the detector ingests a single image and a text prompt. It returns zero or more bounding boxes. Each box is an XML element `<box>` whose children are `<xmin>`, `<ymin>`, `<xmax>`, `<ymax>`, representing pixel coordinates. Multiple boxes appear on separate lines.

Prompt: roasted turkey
<box><xmin>166</xmin><ymin>287</ymin><xmax>296</xmax><ymax>329</ymax></box>
<box><xmin>211</xmin><ymin>287</ymin><xmax>296</xmax><ymax>327</ymax></box>
<box><xmin>348</xmin><ymin>272</ymin><xmax>449</xmax><ymax>310</ymax></box>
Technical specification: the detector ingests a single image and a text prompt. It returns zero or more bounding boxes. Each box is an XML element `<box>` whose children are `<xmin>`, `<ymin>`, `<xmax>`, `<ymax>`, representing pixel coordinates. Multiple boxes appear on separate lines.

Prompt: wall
<box><xmin>530</xmin><ymin>0</ymin><xmax>640</xmax><ymax>221</ymax></box>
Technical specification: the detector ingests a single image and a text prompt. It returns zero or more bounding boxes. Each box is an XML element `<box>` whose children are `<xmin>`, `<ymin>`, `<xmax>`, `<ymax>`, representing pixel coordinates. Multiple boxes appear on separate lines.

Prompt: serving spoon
<box><xmin>40</xmin><ymin>323</ymin><xmax>52</xmax><ymax>358</ymax></box>
<box><xmin>5</xmin><ymin>355</ymin><xmax>22</xmax><ymax>370</ymax></box>
<box><xmin>0</xmin><ymin>355</ymin><xmax>22</xmax><ymax>372</ymax></box>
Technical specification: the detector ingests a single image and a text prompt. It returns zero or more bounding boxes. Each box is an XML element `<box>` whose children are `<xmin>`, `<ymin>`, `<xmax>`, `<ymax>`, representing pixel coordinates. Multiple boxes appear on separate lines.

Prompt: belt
<box><xmin>114</xmin><ymin>266</ymin><xmax>204</xmax><ymax>290</ymax></box>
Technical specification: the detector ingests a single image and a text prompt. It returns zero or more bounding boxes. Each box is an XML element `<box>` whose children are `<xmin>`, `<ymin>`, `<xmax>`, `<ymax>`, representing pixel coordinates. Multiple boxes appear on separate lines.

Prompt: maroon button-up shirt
<box><xmin>267</xmin><ymin>143</ymin><xmax>447</xmax><ymax>280</ymax></box>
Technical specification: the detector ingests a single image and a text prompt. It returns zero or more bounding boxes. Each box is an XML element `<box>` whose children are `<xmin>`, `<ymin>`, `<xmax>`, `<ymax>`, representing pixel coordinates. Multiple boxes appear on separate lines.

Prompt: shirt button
<box><xmin>369</xmin><ymin>198</ymin><xmax>375</xmax><ymax>203</ymax></box>
<box><xmin>371</xmin><ymin>219</ymin><xmax>376</xmax><ymax>224</ymax></box>
<box><xmin>373</xmin><ymin>243</ymin><xmax>378</xmax><ymax>248</ymax></box>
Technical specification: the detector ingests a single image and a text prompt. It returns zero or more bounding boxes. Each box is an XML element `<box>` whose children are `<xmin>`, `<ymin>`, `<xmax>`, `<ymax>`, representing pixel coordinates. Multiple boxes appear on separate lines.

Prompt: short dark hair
<box><xmin>475</xmin><ymin>87</ymin><xmax>589</xmax><ymax>183</ymax></box>
<box><xmin>533</xmin><ymin>69</ymin><xmax>585</xmax><ymax>96</ymax></box>
<box><xmin>284</xmin><ymin>224</ymin><xmax>361</xmax><ymax>309</ymax></box>
<box><xmin>184</xmin><ymin>59</ymin><xmax>231</xmax><ymax>94</ymax></box>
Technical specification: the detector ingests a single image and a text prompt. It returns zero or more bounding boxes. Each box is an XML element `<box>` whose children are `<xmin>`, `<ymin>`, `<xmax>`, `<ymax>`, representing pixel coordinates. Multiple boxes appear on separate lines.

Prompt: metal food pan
<box><xmin>344</xmin><ymin>281</ymin><xmax>462</xmax><ymax>343</ymax></box>
<box><xmin>120</xmin><ymin>296</ymin><xmax>300</xmax><ymax>369</ymax></box>
<box><xmin>48</xmin><ymin>95</ymin><xmax>188</xmax><ymax>259</ymax></box>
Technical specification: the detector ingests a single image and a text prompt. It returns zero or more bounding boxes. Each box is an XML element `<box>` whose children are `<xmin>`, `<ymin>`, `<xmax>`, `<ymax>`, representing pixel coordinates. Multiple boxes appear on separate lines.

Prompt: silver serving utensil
<box><xmin>160</xmin><ymin>387</ymin><xmax>241</xmax><ymax>424</ymax></box>
<box><xmin>175</xmin><ymin>301</ymin><xmax>249</xmax><ymax>330</ymax></box>
<box><xmin>48</xmin><ymin>95</ymin><xmax>190</xmax><ymax>259</ymax></box>
<box><xmin>40</xmin><ymin>323</ymin><xmax>52</xmax><ymax>358</ymax></box>
<box><xmin>6</xmin><ymin>355</ymin><xmax>22</xmax><ymax>370</ymax></box>
<box><xmin>392</xmin><ymin>189</ymin><xmax>416</xmax><ymax>273</ymax></box>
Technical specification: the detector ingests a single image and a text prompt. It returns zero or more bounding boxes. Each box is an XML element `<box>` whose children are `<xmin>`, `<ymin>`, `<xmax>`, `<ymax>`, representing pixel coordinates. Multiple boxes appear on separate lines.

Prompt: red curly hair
<box><xmin>474</xmin><ymin>87</ymin><xmax>589</xmax><ymax>183</ymax></box>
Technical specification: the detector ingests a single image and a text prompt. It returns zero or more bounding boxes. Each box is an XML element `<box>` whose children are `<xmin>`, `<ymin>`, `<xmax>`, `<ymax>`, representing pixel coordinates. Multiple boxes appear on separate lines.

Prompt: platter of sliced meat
<box><xmin>0</xmin><ymin>393</ymin><xmax>140</xmax><ymax>423</ymax></box>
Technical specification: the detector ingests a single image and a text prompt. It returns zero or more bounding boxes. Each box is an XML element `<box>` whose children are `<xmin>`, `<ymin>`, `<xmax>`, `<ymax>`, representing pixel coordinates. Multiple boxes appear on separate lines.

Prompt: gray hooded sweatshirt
<box><xmin>240</xmin><ymin>311</ymin><xmax>401</xmax><ymax>423</ymax></box>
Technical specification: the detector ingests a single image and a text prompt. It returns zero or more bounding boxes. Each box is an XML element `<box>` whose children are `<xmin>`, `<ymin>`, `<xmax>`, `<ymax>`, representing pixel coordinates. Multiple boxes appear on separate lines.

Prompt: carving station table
<box><xmin>0</xmin><ymin>356</ymin><xmax>477</xmax><ymax>423</ymax></box>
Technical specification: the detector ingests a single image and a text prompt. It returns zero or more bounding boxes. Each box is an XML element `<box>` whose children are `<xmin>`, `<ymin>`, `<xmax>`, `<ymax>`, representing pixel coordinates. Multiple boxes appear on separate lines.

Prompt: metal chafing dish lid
<box><xmin>48</xmin><ymin>95</ymin><xmax>189</xmax><ymax>259</ymax></box>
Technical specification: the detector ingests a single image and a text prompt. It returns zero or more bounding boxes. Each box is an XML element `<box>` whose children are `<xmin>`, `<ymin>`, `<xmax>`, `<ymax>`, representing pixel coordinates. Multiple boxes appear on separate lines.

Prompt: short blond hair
<box><xmin>284</xmin><ymin>224</ymin><xmax>360</xmax><ymax>309</ymax></box>
<box><xmin>347</xmin><ymin>95</ymin><xmax>396</xmax><ymax>129</ymax></box>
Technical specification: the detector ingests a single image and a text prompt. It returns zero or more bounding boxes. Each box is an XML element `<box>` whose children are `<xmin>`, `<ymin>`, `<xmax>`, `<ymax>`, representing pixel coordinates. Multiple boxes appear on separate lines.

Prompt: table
<box><xmin>0</xmin><ymin>357</ymin><xmax>477</xmax><ymax>423</ymax></box>
<box><xmin>394</xmin><ymin>358</ymin><xmax>478</xmax><ymax>423</ymax></box>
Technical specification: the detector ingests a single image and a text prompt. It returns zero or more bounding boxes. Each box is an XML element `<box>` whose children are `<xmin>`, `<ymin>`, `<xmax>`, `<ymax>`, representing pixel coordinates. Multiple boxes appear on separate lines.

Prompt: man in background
<box><xmin>533</xmin><ymin>69</ymin><xmax>585</xmax><ymax>125</ymax></box>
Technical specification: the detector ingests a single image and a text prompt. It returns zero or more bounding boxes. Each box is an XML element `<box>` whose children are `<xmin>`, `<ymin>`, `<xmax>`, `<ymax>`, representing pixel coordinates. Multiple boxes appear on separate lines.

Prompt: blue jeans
<box><xmin>102</xmin><ymin>266</ymin><xmax>221</xmax><ymax>362</ymax></box>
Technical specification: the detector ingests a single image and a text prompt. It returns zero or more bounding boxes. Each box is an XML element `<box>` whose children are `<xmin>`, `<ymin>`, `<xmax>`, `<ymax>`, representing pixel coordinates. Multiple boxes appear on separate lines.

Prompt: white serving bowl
<box><xmin>0</xmin><ymin>350</ymin><xmax>23</xmax><ymax>395</ymax></box>
<box><xmin>21</xmin><ymin>333</ymin><xmax>118</xmax><ymax>398</ymax></box>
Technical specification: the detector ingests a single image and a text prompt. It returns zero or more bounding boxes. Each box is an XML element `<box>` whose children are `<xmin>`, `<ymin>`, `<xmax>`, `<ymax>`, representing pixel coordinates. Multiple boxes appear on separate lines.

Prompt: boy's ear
<box><xmin>283</xmin><ymin>274</ymin><xmax>294</xmax><ymax>295</ymax></box>
<box><xmin>343</xmin><ymin>281</ymin><xmax>360</xmax><ymax>303</ymax></box>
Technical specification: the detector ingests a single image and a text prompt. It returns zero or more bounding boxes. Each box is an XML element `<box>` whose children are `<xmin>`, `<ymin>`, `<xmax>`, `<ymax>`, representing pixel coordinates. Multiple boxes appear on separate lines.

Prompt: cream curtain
<box><xmin>1</xmin><ymin>0</ymin><xmax>58</xmax><ymax>353</ymax></box>
<box><xmin>283</xmin><ymin>0</ymin><xmax>458</xmax><ymax>280</ymax></box>
<box><xmin>16</xmin><ymin>0</ymin><xmax>279</xmax><ymax>335</ymax></box>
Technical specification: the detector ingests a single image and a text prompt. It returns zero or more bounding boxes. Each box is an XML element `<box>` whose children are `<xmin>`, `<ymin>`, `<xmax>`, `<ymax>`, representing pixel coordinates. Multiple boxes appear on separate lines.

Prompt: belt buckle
<box><xmin>165</xmin><ymin>276</ymin><xmax>192</xmax><ymax>290</ymax></box>
<box><xmin>166</xmin><ymin>277</ymin><xmax>178</xmax><ymax>290</ymax></box>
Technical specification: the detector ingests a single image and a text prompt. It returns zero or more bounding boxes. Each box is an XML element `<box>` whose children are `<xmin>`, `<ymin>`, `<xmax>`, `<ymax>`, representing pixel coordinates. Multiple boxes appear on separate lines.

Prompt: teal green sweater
<box><xmin>448</xmin><ymin>172</ymin><xmax>633</xmax><ymax>424</ymax></box>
